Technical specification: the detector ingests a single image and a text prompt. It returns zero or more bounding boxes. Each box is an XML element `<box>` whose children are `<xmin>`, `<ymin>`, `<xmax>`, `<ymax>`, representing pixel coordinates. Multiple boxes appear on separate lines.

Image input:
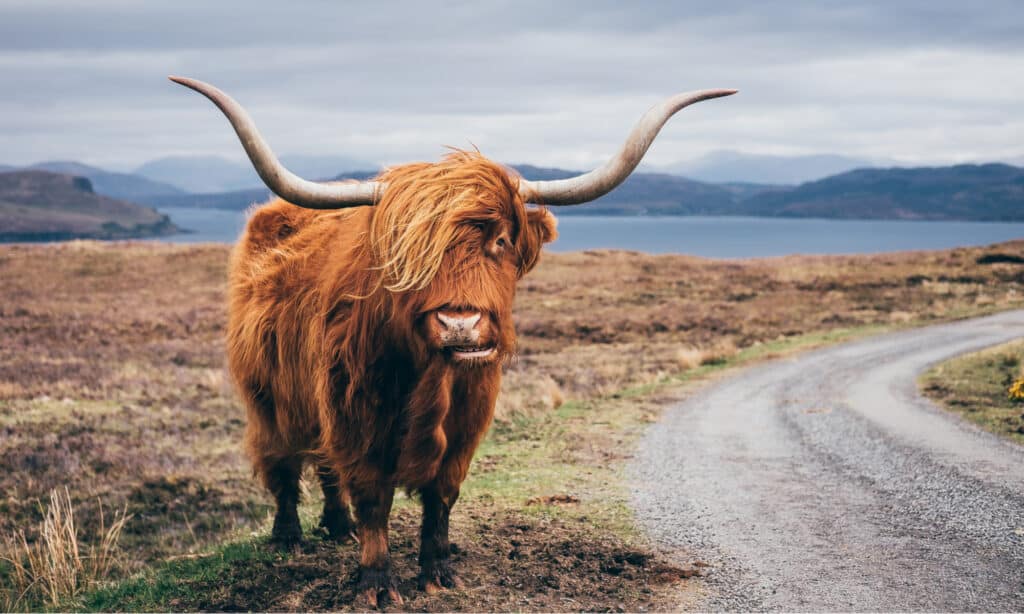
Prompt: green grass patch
<box><xmin>920</xmin><ymin>339</ymin><xmax>1024</xmax><ymax>444</ymax></box>
<box><xmin>80</xmin><ymin>540</ymin><xmax>277</xmax><ymax>612</ymax></box>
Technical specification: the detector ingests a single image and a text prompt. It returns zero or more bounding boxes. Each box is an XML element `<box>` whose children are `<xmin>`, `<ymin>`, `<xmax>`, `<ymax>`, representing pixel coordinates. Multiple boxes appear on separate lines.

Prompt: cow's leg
<box><xmin>418</xmin><ymin>437</ymin><xmax>485</xmax><ymax>592</ymax></box>
<box><xmin>351</xmin><ymin>481</ymin><xmax>402</xmax><ymax>607</ymax></box>
<box><xmin>316</xmin><ymin>463</ymin><xmax>356</xmax><ymax>542</ymax></box>
<box><xmin>264</xmin><ymin>456</ymin><xmax>303</xmax><ymax>549</ymax></box>
<box><xmin>416</xmin><ymin>369</ymin><xmax>499</xmax><ymax>593</ymax></box>
<box><xmin>418</xmin><ymin>479</ymin><xmax>464</xmax><ymax>593</ymax></box>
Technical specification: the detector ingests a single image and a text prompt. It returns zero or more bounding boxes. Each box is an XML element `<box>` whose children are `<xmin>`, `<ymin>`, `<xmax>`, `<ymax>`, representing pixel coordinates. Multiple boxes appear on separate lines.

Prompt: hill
<box><xmin>27</xmin><ymin>161</ymin><xmax>185</xmax><ymax>201</ymax></box>
<box><xmin>512</xmin><ymin>165</ymin><xmax>740</xmax><ymax>215</ymax></box>
<box><xmin>0</xmin><ymin>170</ymin><xmax>179</xmax><ymax>241</ymax></box>
<box><xmin>739</xmin><ymin>163</ymin><xmax>1024</xmax><ymax>221</ymax></box>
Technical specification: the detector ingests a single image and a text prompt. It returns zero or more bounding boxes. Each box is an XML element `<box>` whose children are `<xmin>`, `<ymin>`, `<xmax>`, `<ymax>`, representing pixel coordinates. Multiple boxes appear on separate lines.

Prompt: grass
<box><xmin>920</xmin><ymin>339</ymin><xmax>1024</xmax><ymax>444</ymax></box>
<box><xmin>1</xmin><ymin>239</ymin><xmax>1023</xmax><ymax>610</ymax></box>
<box><xmin>0</xmin><ymin>488</ymin><xmax>129</xmax><ymax>611</ymax></box>
<box><xmin>80</xmin><ymin>541</ymin><xmax>277</xmax><ymax>612</ymax></box>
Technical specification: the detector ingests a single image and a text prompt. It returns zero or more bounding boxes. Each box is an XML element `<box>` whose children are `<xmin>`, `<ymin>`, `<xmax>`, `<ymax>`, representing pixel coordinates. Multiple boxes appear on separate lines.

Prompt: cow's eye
<box><xmin>496</xmin><ymin>237</ymin><xmax>507</xmax><ymax>249</ymax></box>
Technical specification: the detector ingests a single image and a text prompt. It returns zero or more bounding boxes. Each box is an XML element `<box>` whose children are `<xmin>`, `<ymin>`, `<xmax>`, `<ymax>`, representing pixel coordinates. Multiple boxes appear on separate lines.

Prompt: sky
<box><xmin>0</xmin><ymin>0</ymin><xmax>1022</xmax><ymax>171</ymax></box>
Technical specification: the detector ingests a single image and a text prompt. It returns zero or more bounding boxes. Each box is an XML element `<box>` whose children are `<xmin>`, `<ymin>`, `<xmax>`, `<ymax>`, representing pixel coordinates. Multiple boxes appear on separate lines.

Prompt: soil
<box><xmin>149</xmin><ymin>510</ymin><xmax>699</xmax><ymax>613</ymax></box>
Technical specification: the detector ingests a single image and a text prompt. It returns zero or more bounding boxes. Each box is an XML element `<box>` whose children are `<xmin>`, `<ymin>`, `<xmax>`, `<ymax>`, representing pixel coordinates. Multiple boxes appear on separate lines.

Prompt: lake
<box><xmin>156</xmin><ymin>207</ymin><xmax>1024</xmax><ymax>258</ymax></box>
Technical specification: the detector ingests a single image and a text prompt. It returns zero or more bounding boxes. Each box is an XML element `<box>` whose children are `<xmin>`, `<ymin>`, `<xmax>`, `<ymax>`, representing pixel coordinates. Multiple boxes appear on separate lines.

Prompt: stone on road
<box><xmin>631</xmin><ymin>310</ymin><xmax>1024</xmax><ymax>611</ymax></box>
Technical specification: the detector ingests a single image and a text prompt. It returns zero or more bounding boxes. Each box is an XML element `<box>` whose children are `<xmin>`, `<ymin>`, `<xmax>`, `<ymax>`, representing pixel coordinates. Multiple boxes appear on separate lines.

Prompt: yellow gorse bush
<box><xmin>1009</xmin><ymin>377</ymin><xmax>1024</xmax><ymax>402</ymax></box>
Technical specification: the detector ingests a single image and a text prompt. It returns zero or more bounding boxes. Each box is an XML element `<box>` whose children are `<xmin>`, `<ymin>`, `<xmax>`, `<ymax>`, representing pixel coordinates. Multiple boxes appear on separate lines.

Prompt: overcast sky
<box><xmin>1</xmin><ymin>0</ymin><xmax>1022</xmax><ymax>171</ymax></box>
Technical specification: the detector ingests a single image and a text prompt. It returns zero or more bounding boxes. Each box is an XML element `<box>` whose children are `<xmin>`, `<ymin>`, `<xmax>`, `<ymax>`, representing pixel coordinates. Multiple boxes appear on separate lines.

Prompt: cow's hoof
<box><xmin>357</xmin><ymin>566</ymin><xmax>403</xmax><ymax>608</ymax></box>
<box><xmin>269</xmin><ymin>521</ymin><xmax>302</xmax><ymax>551</ymax></box>
<box><xmin>317</xmin><ymin>509</ymin><xmax>357</xmax><ymax>543</ymax></box>
<box><xmin>419</xmin><ymin>558</ymin><xmax>464</xmax><ymax>594</ymax></box>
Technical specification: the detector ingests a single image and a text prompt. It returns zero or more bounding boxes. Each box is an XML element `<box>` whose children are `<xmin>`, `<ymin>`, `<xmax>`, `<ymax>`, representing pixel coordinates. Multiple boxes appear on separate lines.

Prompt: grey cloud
<box><xmin>0</xmin><ymin>1</ymin><xmax>1021</xmax><ymax>169</ymax></box>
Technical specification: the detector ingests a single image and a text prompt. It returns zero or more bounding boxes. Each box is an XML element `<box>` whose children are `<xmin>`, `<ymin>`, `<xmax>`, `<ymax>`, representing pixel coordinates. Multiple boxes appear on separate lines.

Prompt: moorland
<box><xmin>2</xmin><ymin>239</ymin><xmax>1023</xmax><ymax>611</ymax></box>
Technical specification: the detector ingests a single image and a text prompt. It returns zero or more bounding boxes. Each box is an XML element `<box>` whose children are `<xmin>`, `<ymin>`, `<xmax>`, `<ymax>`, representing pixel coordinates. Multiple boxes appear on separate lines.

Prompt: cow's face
<box><xmin>371</xmin><ymin>153</ymin><xmax>557</xmax><ymax>367</ymax></box>
<box><xmin>417</xmin><ymin>206</ymin><xmax>556</xmax><ymax>366</ymax></box>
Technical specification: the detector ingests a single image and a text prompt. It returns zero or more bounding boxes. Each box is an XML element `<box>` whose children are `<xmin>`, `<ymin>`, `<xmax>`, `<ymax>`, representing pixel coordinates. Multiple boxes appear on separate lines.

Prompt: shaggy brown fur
<box><xmin>226</xmin><ymin>151</ymin><xmax>557</xmax><ymax>606</ymax></box>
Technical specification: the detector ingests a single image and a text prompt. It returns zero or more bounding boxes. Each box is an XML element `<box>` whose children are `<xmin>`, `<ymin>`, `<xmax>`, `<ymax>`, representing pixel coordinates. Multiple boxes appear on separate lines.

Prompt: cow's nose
<box><xmin>436</xmin><ymin>312</ymin><xmax>481</xmax><ymax>334</ymax></box>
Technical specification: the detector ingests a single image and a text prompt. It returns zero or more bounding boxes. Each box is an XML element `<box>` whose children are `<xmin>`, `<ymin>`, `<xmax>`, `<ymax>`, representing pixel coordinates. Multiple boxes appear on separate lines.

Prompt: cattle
<box><xmin>170</xmin><ymin>76</ymin><xmax>734</xmax><ymax>607</ymax></box>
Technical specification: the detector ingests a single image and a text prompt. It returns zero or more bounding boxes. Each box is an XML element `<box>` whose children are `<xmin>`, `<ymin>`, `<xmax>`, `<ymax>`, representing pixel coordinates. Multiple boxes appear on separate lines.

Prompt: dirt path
<box><xmin>631</xmin><ymin>310</ymin><xmax>1024</xmax><ymax>611</ymax></box>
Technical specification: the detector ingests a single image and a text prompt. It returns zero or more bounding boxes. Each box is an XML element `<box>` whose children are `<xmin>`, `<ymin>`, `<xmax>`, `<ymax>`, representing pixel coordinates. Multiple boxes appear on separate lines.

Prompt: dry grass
<box><xmin>493</xmin><ymin>370</ymin><xmax>564</xmax><ymax>422</ymax></box>
<box><xmin>1</xmin><ymin>488</ymin><xmax>129</xmax><ymax>611</ymax></box>
<box><xmin>670</xmin><ymin>340</ymin><xmax>739</xmax><ymax>371</ymax></box>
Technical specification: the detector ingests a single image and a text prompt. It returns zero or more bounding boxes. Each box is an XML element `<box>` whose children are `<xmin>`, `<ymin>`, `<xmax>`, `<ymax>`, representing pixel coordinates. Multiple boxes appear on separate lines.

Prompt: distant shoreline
<box><xmin>0</xmin><ymin>224</ymin><xmax>182</xmax><ymax>244</ymax></box>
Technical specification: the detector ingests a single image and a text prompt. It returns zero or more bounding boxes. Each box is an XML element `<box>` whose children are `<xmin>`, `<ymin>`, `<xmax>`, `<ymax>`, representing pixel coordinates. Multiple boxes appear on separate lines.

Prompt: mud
<box><xmin>159</xmin><ymin>511</ymin><xmax>695</xmax><ymax>613</ymax></box>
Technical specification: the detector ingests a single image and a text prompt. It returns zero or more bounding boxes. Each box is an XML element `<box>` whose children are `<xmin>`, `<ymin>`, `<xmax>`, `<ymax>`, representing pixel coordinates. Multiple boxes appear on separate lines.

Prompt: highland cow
<box><xmin>171</xmin><ymin>76</ymin><xmax>734</xmax><ymax>607</ymax></box>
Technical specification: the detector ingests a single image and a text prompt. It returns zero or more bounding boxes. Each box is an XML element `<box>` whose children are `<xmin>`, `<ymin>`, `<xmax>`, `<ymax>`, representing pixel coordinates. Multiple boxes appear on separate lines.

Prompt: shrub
<box><xmin>1009</xmin><ymin>378</ymin><xmax>1024</xmax><ymax>403</ymax></box>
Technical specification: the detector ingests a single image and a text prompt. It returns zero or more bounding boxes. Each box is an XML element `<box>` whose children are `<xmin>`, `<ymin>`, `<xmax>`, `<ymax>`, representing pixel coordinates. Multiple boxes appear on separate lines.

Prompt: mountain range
<box><xmin>131</xmin><ymin>162</ymin><xmax>1024</xmax><ymax>221</ymax></box>
<box><xmin>6</xmin><ymin>150</ymin><xmax>873</xmax><ymax>196</ymax></box>
<box><xmin>137</xmin><ymin>166</ymin><xmax>752</xmax><ymax>215</ymax></box>
<box><xmin>2</xmin><ymin>155</ymin><xmax>1023</xmax><ymax>226</ymax></box>
<box><xmin>26</xmin><ymin>161</ymin><xmax>184</xmax><ymax>201</ymax></box>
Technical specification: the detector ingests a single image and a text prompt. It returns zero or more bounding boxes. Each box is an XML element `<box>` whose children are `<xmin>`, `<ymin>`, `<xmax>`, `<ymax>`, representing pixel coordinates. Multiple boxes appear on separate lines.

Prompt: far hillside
<box><xmin>5</xmin><ymin>157</ymin><xmax>1022</xmax><ymax>222</ymax></box>
<box><xmin>142</xmin><ymin>167</ymin><xmax>749</xmax><ymax>215</ymax></box>
<box><xmin>739</xmin><ymin>164</ymin><xmax>1024</xmax><ymax>221</ymax></box>
<box><xmin>511</xmin><ymin>165</ymin><xmax>741</xmax><ymax>215</ymax></box>
<box><xmin>0</xmin><ymin>170</ymin><xmax>179</xmax><ymax>242</ymax></box>
<box><xmin>27</xmin><ymin>161</ymin><xmax>185</xmax><ymax>201</ymax></box>
<box><xmin>141</xmin><ymin>162</ymin><xmax>1024</xmax><ymax>222</ymax></box>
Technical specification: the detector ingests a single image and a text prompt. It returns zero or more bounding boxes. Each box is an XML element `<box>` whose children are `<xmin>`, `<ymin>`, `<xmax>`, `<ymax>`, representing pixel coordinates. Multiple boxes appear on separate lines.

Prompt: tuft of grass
<box><xmin>698</xmin><ymin>338</ymin><xmax>738</xmax><ymax>366</ymax></box>
<box><xmin>674</xmin><ymin>346</ymin><xmax>705</xmax><ymax>370</ymax></box>
<box><xmin>1</xmin><ymin>488</ymin><xmax>130</xmax><ymax>611</ymax></box>
<box><xmin>493</xmin><ymin>370</ymin><xmax>564</xmax><ymax>423</ymax></box>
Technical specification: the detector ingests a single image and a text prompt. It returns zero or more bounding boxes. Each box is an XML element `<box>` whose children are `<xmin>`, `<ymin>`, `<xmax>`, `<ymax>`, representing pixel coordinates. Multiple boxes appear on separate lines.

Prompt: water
<box><xmin>157</xmin><ymin>207</ymin><xmax>249</xmax><ymax>244</ymax></box>
<box><xmin>156</xmin><ymin>207</ymin><xmax>1024</xmax><ymax>258</ymax></box>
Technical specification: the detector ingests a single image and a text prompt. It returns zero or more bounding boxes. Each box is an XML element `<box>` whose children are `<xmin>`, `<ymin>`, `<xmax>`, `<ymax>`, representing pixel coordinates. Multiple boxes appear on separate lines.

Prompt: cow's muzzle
<box><xmin>430</xmin><ymin>310</ymin><xmax>496</xmax><ymax>362</ymax></box>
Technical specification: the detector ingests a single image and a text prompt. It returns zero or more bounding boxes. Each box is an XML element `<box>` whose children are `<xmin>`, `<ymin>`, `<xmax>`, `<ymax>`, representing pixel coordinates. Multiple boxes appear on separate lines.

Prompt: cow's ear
<box><xmin>518</xmin><ymin>207</ymin><xmax>558</xmax><ymax>277</ymax></box>
<box><xmin>528</xmin><ymin>207</ymin><xmax>558</xmax><ymax>245</ymax></box>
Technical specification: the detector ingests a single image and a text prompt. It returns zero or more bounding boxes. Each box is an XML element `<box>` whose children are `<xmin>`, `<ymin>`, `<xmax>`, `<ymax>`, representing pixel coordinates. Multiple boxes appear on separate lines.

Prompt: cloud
<box><xmin>0</xmin><ymin>1</ymin><xmax>1021</xmax><ymax>168</ymax></box>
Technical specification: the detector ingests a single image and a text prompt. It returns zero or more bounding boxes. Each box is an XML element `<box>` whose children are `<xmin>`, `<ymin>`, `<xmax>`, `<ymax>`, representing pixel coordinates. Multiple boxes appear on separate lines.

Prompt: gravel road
<box><xmin>631</xmin><ymin>310</ymin><xmax>1024</xmax><ymax>611</ymax></box>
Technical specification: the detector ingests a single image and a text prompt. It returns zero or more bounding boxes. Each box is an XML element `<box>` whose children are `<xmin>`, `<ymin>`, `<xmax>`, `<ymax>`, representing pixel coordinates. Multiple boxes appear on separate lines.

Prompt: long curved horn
<box><xmin>168</xmin><ymin>76</ymin><xmax>380</xmax><ymax>209</ymax></box>
<box><xmin>518</xmin><ymin>89</ymin><xmax>737</xmax><ymax>205</ymax></box>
